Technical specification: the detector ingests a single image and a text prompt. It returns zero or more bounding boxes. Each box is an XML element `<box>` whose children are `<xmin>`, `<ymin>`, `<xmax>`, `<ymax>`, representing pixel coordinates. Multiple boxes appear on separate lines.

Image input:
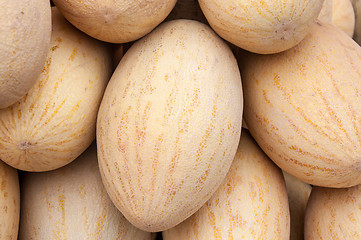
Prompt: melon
<box><xmin>19</xmin><ymin>143</ymin><xmax>156</xmax><ymax>239</ymax></box>
<box><xmin>0</xmin><ymin>8</ymin><xmax>112</xmax><ymax>171</ymax></box>
<box><xmin>163</xmin><ymin>130</ymin><xmax>290</xmax><ymax>240</ymax></box>
<box><xmin>198</xmin><ymin>0</ymin><xmax>324</xmax><ymax>54</ymax></box>
<box><xmin>52</xmin><ymin>0</ymin><xmax>177</xmax><ymax>43</ymax></box>
<box><xmin>0</xmin><ymin>0</ymin><xmax>51</xmax><ymax>108</ymax></box>
<box><xmin>97</xmin><ymin>19</ymin><xmax>243</xmax><ymax>232</ymax></box>
<box><xmin>240</xmin><ymin>21</ymin><xmax>361</xmax><ymax>188</ymax></box>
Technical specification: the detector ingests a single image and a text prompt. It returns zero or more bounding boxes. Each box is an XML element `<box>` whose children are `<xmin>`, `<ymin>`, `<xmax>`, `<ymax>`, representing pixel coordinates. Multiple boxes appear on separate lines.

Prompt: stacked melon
<box><xmin>0</xmin><ymin>0</ymin><xmax>361</xmax><ymax>239</ymax></box>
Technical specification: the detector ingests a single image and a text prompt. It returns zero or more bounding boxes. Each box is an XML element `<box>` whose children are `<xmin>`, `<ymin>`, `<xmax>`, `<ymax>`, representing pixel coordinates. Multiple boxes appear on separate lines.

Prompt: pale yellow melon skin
<box><xmin>162</xmin><ymin>130</ymin><xmax>290</xmax><ymax>240</ymax></box>
<box><xmin>283</xmin><ymin>171</ymin><xmax>312</xmax><ymax>240</ymax></box>
<box><xmin>0</xmin><ymin>0</ymin><xmax>51</xmax><ymax>109</ymax></box>
<box><xmin>319</xmin><ymin>0</ymin><xmax>355</xmax><ymax>37</ymax></box>
<box><xmin>18</xmin><ymin>143</ymin><xmax>156</xmax><ymax>240</ymax></box>
<box><xmin>240</xmin><ymin>21</ymin><xmax>361</xmax><ymax>188</ymax></box>
<box><xmin>97</xmin><ymin>19</ymin><xmax>243</xmax><ymax>232</ymax></box>
<box><xmin>304</xmin><ymin>185</ymin><xmax>361</xmax><ymax>239</ymax></box>
<box><xmin>0</xmin><ymin>8</ymin><xmax>112</xmax><ymax>172</ymax></box>
<box><xmin>52</xmin><ymin>0</ymin><xmax>177</xmax><ymax>43</ymax></box>
<box><xmin>198</xmin><ymin>0</ymin><xmax>324</xmax><ymax>54</ymax></box>
<box><xmin>0</xmin><ymin>161</ymin><xmax>19</xmax><ymax>240</ymax></box>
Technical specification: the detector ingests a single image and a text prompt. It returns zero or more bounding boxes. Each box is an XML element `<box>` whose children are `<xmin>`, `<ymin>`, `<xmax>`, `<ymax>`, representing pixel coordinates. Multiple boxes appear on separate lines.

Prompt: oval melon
<box><xmin>52</xmin><ymin>0</ymin><xmax>177</xmax><ymax>43</ymax></box>
<box><xmin>305</xmin><ymin>184</ymin><xmax>361</xmax><ymax>239</ymax></box>
<box><xmin>240</xmin><ymin>21</ymin><xmax>361</xmax><ymax>188</ymax></box>
<box><xmin>162</xmin><ymin>130</ymin><xmax>290</xmax><ymax>240</ymax></box>
<box><xmin>97</xmin><ymin>19</ymin><xmax>243</xmax><ymax>232</ymax></box>
<box><xmin>198</xmin><ymin>0</ymin><xmax>324</xmax><ymax>54</ymax></box>
<box><xmin>0</xmin><ymin>0</ymin><xmax>51</xmax><ymax>109</ymax></box>
<box><xmin>19</xmin><ymin>143</ymin><xmax>156</xmax><ymax>240</ymax></box>
<box><xmin>0</xmin><ymin>8</ymin><xmax>112</xmax><ymax>171</ymax></box>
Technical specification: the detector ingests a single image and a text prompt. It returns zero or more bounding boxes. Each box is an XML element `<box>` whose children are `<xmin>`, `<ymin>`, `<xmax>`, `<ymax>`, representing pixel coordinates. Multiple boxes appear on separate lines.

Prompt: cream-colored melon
<box><xmin>97</xmin><ymin>19</ymin><xmax>243</xmax><ymax>232</ymax></box>
<box><xmin>319</xmin><ymin>0</ymin><xmax>355</xmax><ymax>36</ymax></box>
<box><xmin>240</xmin><ymin>21</ymin><xmax>361</xmax><ymax>188</ymax></box>
<box><xmin>283</xmin><ymin>171</ymin><xmax>312</xmax><ymax>240</ymax></box>
<box><xmin>198</xmin><ymin>0</ymin><xmax>324</xmax><ymax>54</ymax></box>
<box><xmin>18</xmin><ymin>143</ymin><xmax>156</xmax><ymax>240</ymax></box>
<box><xmin>304</xmin><ymin>185</ymin><xmax>361</xmax><ymax>239</ymax></box>
<box><xmin>162</xmin><ymin>129</ymin><xmax>290</xmax><ymax>240</ymax></box>
<box><xmin>0</xmin><ymin>8</ymin><xmax>112</xmax><ymax>172</ymax></box>
<box><xmin>0</xmin><ymin>0</ymin><xmax>51</xmax><ymax>109</ymax></box>
<box><xmin>0</xmin><ymin>161</ymin><xmax>19</xmax><ymax>240</ymax></box>
<box><xmin>52</xmin><ymin>0</ymin><xmax>177</xmax><ymax>43</ymax></box>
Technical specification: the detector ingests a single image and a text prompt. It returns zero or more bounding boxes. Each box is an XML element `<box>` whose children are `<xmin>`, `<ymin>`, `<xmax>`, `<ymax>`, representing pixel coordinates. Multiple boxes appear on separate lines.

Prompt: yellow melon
<box><xmin>52</xmin><ymin>0</ymin><xmax>177</xmax><ymax>43</ymax></box>
<box><xmin>97</xmin><ymin>19</ymin><xmax>243</xmax><ymax>232</ymax></box>
<box><xmin>305</xmin><ymin>184</ymin><xmax>361</xmax><ymax>239</ymax></box>
<box><xmin>198</xmin><ymin>0</ymin><xmax>324</xmax><ymax>54</ymax></box>
<box><xmin>19</xmin><ymin>143</ymin><xmax>156</xmax><ymax>239</ymax></box>
<box><xmin>163</xmin><ymin>129</ymin><xmax>290</xmax><ymax>239</ymax></box>
<box><xmin>0</xmin><ymin>8</ymin><xmax>112</xmax><ymax>171</ymax></box>
<box><xmin>0</xmin><ymin>0</ymin><xmax>51</xmax><ymax>109</ymax></box>
<box><xmin>240</xmin><ymin>21</ymin><xmax>361</xmax><ymax>188</ymax></box>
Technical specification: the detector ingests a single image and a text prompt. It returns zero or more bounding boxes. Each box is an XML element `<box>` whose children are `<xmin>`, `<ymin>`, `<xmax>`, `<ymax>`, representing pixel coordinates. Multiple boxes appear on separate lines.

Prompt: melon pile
<box><xmin>0</xmin><ymin>0</ymin><xmax>361</xmax><ymax>239</ymax></box>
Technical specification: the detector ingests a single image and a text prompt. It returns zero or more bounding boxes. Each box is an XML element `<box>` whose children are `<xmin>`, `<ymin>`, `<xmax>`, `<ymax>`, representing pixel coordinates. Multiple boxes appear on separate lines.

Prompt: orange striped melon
<box><xmin>19</xmin><ymin>143</ymin><xmax>156</xmax><ymax>239</ymax></box>
<box><xmin>198</xmin><ymin>0</ymin><xmax>324</xmax><ymax>54</ymax></box>
<box><xmin>0</xmin><ymin>8</ymin><xmax>112</xmax><ymax>171</ymax></box>
<box><xmin>162</xmin><ymin>130</ymin><xmax>290</xmax><ymax>240</ymax></box>
<box><xmin>240</xmin><ymin>21</ymin><xmax>361</xmax><ymax>188</ymax></box>
<box><xmin>97</xmin><ymin>19</ymin><xmax>243</xmax><ymax>232</ymax></box>
<box><xmin>52</xmin><ymin>0</ymin><xmax>177</xmax><ymax>43</ymax></box>
<box><xmin>305</xmin><ymin>185</ymin><xmax>361</xmax><ymax>239</ymax></box>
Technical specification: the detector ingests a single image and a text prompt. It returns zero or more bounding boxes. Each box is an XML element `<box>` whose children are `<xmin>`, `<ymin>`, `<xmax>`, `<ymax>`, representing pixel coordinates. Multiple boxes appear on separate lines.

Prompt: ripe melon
<box><xmin>305</xmin><ymin>185</ymin><xmax>361</xmax><ymax>239</ymax></box>
<box><xmin>52</xmin><ymin>0</ymin><xmax>177</xmax><ymax>43</ymax></box>
<box><xmin>19</xmin><ymin>143</ymin><xmax>156</xmax><ymax>239</ymax></box>
<box><xmin>0</xmin><ymin>0</ymin><xmax>51</xmax><ymax>109</ymax></box>
<box><xmin>198</xmin><ymin>0</ymin><xmax>324</xmax><ymax>54</ymax></box>
<box><xmin>97</xmin><ymin>19</ymin><xmax>243</xmax><ymax>232</ymax></box>
<box><xmin>163</xmin><ymin>130</ymin><xmax>290</xmax><ymax>240</ymax></box>
<box><xmin>240</xmin><ymin>21</ymin><xmax>361</xmax><ymax>188</ymax></box>
<box><xmin>0</xmin><ymin>8</ymin><xmax>112</xmax><ymax>171</ymax></box>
